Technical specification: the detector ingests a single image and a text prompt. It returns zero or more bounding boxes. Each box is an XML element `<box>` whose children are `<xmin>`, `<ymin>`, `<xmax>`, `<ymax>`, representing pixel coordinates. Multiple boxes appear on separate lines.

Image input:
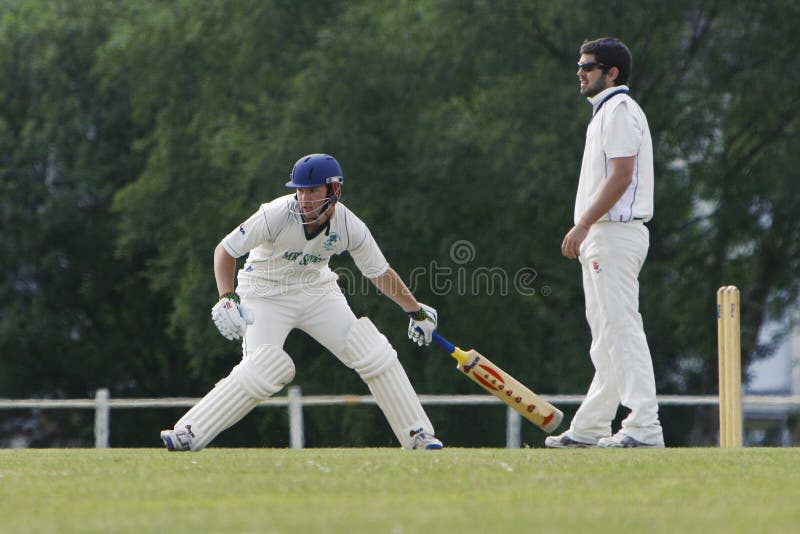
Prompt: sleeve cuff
<box><xmin>221</xmin><ymin>239</ymin><xmax>242</xmax><ymax>259</ymax></box>
<box><xmin>364</xmin><ymin>262</ymin><xmax>390</xmax><ymax>279</ymax></box>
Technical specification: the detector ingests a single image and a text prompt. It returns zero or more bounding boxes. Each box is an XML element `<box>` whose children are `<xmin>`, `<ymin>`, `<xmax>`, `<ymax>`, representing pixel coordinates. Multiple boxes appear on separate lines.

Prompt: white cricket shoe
<box><xmin>544</xmin><ymin>431</ymin><xmax>597</xmax><ymax>448</ymax></box>
<box><xmin>597</xmin><ymin>431</ymin><xmax>664</xmax><ymax>448</ymax></box>
<box><xmin>409</xmin><ymin>428</ymin><xmax>443</xmax><ymax>450</ymax></box>
<box><xmin>160</xmin><ymin>428</ymin><xmax>192</xmax><ymax>451</ymax></box>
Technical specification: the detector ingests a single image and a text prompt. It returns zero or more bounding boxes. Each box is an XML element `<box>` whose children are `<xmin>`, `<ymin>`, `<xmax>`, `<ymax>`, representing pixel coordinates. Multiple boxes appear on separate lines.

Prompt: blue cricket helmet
<box><xmin>285</xmin><ymin>154</ymin><xmax>344</xmax><ymax>224</ymax></box>
<box><xmin>286</xmin><ymin>154</ymin><xmax>344</xmax><ymax>189</ymax></box>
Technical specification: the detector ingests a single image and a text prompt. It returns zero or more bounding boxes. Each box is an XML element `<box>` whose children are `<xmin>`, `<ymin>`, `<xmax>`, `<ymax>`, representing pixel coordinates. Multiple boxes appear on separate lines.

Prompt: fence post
<box><xmin>505</xmin><ymin>407</ymin><xmax>521</xmax><ymax>448</ymax></box>
<box><xmin>94</xmin><ymin>388</ymin><xmax>110</xmax><ymax>449</ymax></box>
<box><xmin>288</xmin><ymin>386</ymin><xmax>304</xmax><ymax>449</ymax></box>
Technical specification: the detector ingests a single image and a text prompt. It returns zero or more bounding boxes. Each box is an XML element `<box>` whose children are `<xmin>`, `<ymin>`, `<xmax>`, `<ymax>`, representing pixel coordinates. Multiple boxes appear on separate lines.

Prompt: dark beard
<box><xmin>580</xmin><ymin>77</ymin><xmax>609</xmax><ymax>98</ymax></box>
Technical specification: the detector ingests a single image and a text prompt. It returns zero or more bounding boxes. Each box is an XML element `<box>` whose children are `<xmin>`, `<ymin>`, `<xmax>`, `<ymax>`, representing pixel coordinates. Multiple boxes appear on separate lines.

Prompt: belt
<box><xmin>597</xmin><ymin>217</ymin><xmax>648</xmax><ymax>224</ymax></box>
<box><xmin>614</xmin><ymin>217</ymin><xmax>646</xmax><ymax>224</ymax></box>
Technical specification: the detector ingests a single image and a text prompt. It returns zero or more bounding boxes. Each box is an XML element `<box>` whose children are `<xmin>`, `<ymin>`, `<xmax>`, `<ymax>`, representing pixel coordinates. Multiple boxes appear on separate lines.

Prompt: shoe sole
<box><xmin>598</xmin><ymin>443</ymin><xmax>665</xmax><ymax>448</ymax></box>
<box><xmin>598</xmin><ymin>436</ymin><xmax>665</xmax><ymax>448</ymax></box>
<box><xmin>545</xmin><ymin>437</ymin><xmax>596</xmax><ymax>449</ymax></box>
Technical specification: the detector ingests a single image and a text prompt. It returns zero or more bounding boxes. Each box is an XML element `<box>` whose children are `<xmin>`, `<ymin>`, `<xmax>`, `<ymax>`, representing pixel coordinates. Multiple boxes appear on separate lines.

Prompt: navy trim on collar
<box><xmin>591</xmin><ymin>88</ymin><xmax>630</xmax><ymax>121</ymax></box>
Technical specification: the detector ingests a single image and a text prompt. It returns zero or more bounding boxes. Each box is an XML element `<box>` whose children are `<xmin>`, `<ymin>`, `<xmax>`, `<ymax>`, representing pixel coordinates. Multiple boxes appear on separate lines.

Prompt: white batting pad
<box><xmin>345</xmin><ymin>318</ymin><xmax>434</xmax><ymax>449</ymax></box>
<box><xmin>343</xmin><ymin>317</ymin><xmax>397</xmax><ymax>379</ymax></box>
<box><xmin>232</xmin><ymin>344</ymin><xmax>295</xmax><ymax>398</ymax></box>
<box><xmin>174</xmin><ymin>345</ymin><xmax>295</xmax><ymax>451</ymax></box>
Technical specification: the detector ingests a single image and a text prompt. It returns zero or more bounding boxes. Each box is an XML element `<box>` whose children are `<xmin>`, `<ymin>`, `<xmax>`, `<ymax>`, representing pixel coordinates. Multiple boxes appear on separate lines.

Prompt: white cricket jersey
<box><xmin>221</xmin><ymin>195</ymin><xmax>389</xmax><ymax>295</ymax></box>
<box><xmin>575</xmin><ymin>84</ymin><xmax>654</xmax><ymax>224</ymax></box>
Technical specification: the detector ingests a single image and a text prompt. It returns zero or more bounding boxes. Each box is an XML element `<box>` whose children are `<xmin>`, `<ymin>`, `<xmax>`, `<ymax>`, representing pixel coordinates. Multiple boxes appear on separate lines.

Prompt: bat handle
<box><xmin>431</xmin><ymin>332</ymin><xmax>456</xmax><ymax>354</ymax></box>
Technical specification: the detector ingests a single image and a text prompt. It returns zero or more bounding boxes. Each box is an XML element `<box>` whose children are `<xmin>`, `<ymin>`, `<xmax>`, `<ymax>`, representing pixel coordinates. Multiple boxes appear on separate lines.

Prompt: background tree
<box><xmin>0</xmin><ymin>1</ymin><xmax>178</xmax><ymax>444</ymax></box>
<box><xmin>1</xmin><ymin>0</ymin><xmax>798</xmax><ymax>447</ymax></box>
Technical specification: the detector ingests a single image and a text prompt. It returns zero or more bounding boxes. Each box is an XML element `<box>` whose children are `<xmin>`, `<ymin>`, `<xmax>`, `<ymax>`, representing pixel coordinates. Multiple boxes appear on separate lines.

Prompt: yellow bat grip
<box><xmin>432</xmin><ymin>333</ymin><xmax>469</xmax><ymax>364</ymax></box>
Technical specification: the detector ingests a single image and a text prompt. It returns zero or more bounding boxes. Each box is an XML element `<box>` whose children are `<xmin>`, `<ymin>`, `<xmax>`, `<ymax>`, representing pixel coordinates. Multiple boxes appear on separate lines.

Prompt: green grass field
<box><xmin>2</xmin><ymin>448</ymin><xmax>799</xmax><ymax>533</ymax></box>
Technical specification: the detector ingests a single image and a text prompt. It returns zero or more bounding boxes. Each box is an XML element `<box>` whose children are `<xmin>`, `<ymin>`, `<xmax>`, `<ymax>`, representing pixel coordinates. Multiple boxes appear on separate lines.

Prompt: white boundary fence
<box><xmin>2</xmin><ymin>387</ymin><xmax>800</xmax><ymax>448</ymax></box>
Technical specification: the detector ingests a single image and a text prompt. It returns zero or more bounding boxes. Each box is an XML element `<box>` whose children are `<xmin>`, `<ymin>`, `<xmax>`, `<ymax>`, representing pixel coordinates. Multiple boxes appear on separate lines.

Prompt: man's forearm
<box><xmin>370</xmin><ymin>268</ymin><xmax>420</xmax><ymax>312</ymax></box>
<box><xmin>578</xmin><ymin>174</ymin><xmax>632</xmax><ymax>227</ymax></box>
<box><xmin>214</xmin><ymin>243</ymin><xmax>237</xmax><ymax>297</ymax></box>
<box><xmin>577</xmin><ymin>156</ymin><xmax>635</xmax><ymax>227</ymax></box>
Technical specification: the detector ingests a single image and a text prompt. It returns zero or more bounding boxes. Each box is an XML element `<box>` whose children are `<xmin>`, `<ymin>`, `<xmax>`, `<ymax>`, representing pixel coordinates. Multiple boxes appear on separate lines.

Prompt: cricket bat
<box><xmin>432</xmin><ymin>332</ymin><xmax>563</xmax><ymax>433</ymax></box>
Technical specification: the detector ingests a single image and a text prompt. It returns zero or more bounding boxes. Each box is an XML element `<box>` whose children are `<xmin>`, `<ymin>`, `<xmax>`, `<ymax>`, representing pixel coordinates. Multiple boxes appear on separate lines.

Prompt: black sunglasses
<box><xmin>577</xmin><ymin>61</ymin><xmax>611</xmax><ymax>73</ymax></box>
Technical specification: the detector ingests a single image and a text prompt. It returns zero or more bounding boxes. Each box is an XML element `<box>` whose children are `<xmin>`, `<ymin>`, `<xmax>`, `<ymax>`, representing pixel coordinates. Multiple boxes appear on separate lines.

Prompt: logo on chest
<box><xmin>322</xmin><ymin>232</ymin><xmax>340</xmax><ymax>252</ymax></box>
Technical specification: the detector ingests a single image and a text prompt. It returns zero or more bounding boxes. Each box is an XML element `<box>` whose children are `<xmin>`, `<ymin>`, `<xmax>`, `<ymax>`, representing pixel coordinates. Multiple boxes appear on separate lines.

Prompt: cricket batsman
<box><xmin>160</xmin><ymin>154</ymin><xmax>443</xmax><ymax>451</ymax></box>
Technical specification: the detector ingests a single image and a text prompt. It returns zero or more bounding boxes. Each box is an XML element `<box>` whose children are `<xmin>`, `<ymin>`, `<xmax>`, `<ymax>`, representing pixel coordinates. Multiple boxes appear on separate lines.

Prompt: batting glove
<box><xmin>407</xmin><ymin>302</ymin><xmax>437</xmax><ymax>346</ymax></box>
<box><xmin>211</xmin><ymin>293</ymin><xmax>255</xmax><ymax>341</ymax></box>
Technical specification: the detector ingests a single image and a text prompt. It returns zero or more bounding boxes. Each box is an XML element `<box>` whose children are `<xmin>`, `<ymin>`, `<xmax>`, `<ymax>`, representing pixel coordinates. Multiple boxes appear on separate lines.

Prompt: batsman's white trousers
<box><xmin>239</xmin><ymin>280</ymin><xmax>360</xmax><ymax>357</ymax></box>
<box><xmin>238</xmin><ymin>278</ymin><xmax>434</xmax><ymax>448</ymax></box>
<box><xmin>570</xmin><ymin>221</ymin><xmax>663</xmax><ymax>444</ymax></box>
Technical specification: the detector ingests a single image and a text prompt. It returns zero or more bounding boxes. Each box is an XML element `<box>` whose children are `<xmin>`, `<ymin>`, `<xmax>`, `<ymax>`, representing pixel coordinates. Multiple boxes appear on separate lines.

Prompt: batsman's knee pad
<box><xmin>344</xmin><ymin>317</ymin><xmax>398</xmax><ymax>380</ymax></box>
<box><xmin>344</xmin><ymin>318</ymin><xmax>434</xmax><ymax>448</ymax></box>
<box><xmin>232</xmin><ymin>344</ymin><xmax>295</xmax><ymax>398</ymax></box>
<box><xmin>173</xmin><ymin>345</ymin><xmax>294</xmax><ymax>451</ymax></box>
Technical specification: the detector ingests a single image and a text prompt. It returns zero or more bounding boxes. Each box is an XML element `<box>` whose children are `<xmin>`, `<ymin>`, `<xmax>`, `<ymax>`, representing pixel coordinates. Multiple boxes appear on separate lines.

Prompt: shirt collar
<box><xmin>588</xmin><ymin>84</ymin><xmax>630</xmax><ymax>108</ymax></box>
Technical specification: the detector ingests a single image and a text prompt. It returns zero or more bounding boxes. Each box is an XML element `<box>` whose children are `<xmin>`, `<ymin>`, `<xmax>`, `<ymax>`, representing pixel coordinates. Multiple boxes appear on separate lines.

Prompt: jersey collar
<box><xmin>588</xmin><ymin>84</ymin><xmax>630</xmax><ymax>118</ymax></box>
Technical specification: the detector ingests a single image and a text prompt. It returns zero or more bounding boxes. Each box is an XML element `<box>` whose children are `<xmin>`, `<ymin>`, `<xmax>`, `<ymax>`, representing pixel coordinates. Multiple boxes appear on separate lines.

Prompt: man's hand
<box><xmin>407</xmin><ymin>303</ymin><xmax>438</xmax><ymax>346</ymax></box>
<box><xmin>211</xmin><ymin>294</ymin><xmax>254</xmax><ymax>340</ymax></box>
<box><xmin>561</xmin><ymin>222</ymin><xmax>590</xmax><ymax>260</ymax></box>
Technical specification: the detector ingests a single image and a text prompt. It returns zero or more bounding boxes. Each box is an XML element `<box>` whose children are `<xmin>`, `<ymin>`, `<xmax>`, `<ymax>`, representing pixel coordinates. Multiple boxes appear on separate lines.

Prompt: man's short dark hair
<box><xmin>580</xmin><ymin>38</ymin><xmax>632</xmax><ymax>86</ymax></box>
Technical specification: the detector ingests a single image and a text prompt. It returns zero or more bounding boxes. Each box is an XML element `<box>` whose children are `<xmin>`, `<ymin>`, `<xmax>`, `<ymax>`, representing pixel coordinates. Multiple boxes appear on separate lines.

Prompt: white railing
<box><xmin>2</xmin><ymin>388</ymin><xmax>800</xmax><ymax>448</ymax></box>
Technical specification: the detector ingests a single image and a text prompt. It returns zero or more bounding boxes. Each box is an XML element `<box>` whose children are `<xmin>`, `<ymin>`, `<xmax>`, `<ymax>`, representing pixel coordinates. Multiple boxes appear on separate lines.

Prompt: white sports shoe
<box><xmin>160</xmin><ymin>428</ymin><xmax>192</xmax><ymax>451</ymax></box>
<box><xmin>597</xmin><ymin>432</ymin><xmax>664</xmax><ymax>448</ymax></box>
<box><xmin>409</xmin><ymin>428</ymin><xmax>443</xmax><ymax>450</ymax></box>
<box><xmin>544</xmin><ymin>431</ymin><xmax>597</xmax><ymax>448</ymax></box>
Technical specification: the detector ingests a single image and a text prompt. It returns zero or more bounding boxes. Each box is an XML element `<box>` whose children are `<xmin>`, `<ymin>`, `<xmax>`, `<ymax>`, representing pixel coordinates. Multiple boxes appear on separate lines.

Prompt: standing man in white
<box><xmin>161</xmin><ymin>153</ymin><xmax>442</xmax><ymax>451</ymax></box>
<box><xmin>547</xmin><ymin>38</ymin><xmax>664</xmax><ymax>448</ymax></box>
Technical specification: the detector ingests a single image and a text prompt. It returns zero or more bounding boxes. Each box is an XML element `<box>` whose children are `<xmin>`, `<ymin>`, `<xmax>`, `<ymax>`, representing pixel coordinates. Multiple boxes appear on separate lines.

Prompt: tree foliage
<box><xmin>1</xmin><ymin>0</ymin><xmax>798</xmax><ymax>446</ymax></box>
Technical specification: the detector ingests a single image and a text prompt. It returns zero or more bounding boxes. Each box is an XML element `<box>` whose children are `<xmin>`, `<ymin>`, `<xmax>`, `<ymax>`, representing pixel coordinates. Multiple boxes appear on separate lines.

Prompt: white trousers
<box><xmin>237</xmin><ymin>278</ymin><xmax>434</xmax><ymax>448</ymax></box>
<box><xmin>238</xmin><ymin>280</ymin><xmax>358</xmax><ymax>357</ymax></box>
<box><xmin>569</xmin><ymin>221</ymin><xmax>663</xmax><ymax>443</ymax></box>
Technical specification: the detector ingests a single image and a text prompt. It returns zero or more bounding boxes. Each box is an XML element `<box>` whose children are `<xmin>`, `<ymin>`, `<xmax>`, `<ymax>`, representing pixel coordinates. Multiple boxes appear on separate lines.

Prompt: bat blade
<box><xmin>432</xmin><ymin>333</ymin><xmax>563</xmax><ymax>433</ymax></box>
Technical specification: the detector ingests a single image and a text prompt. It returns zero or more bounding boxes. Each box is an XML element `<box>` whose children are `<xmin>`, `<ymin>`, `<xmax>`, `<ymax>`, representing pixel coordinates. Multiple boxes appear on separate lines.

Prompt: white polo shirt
<box><xmin>574</xmin><ymin>84</ymin><xmax>654</xmax><ymax>224</ymax></box>
<box><xmin>222</xmin><ymin>195</ymin><xmax>390</xmax><ymax>295</ymax></box>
